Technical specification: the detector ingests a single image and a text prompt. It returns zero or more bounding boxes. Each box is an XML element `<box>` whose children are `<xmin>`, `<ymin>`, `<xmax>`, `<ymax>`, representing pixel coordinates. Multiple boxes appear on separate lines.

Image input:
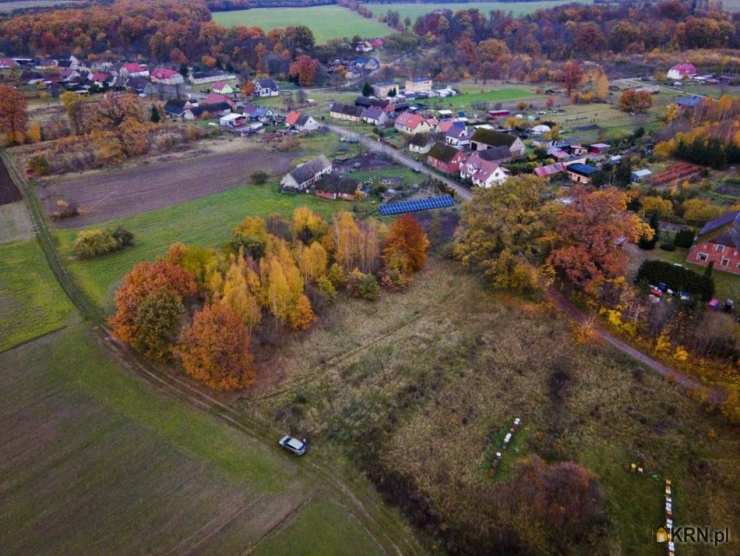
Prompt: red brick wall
<box><xmin>687</xmin><ymin>241</ymin><xmax>740</xmax><ymax>275</ymax></box>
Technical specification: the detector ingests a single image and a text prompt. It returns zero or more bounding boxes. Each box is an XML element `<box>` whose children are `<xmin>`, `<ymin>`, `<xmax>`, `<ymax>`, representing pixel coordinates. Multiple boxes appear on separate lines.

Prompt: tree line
<box><xmin>109</xmin><ymin>208</ymin><xmax>430</xmax><ymax>390</ymax></box>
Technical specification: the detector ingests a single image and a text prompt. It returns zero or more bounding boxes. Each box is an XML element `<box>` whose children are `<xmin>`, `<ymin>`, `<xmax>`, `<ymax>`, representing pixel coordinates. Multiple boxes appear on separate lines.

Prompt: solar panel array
<box><xmin>379</xmin><ymin>195</ymin><xmax>454</xmax><ymax>216</ymax></box>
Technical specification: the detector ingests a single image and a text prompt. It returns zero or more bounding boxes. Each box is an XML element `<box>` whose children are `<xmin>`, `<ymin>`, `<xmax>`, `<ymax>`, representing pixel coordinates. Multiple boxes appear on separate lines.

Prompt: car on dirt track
<box><xmin>279</xmin><ymin>435</ymin><xmax>308</xmax><ymax>456</ymax></box>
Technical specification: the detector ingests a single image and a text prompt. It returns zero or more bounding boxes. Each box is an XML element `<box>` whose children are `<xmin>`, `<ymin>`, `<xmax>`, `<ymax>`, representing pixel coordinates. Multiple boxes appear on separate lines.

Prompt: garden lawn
<box><xmin>426</xmin><ymin>86</ymin><xmax>541</xmax><ymax>110</ymax></box>
<box><xmin>213</xmin><ymin>6</ymin><xmax>393</xmax><ymax>43</ymax></box>
<box><xmin>0</xmin><ymin>239</ymin><xmax>75</xmax><ymax>351</ymax></box>
<box><xmin>364</xmin><ymin>1</ymin><xmax>592</xmax><ymax>19</ymax></box>
<box><xmin>54</xmin><ymin>184</ymin><xmax>357</xmax><ymax>311</ymax></box>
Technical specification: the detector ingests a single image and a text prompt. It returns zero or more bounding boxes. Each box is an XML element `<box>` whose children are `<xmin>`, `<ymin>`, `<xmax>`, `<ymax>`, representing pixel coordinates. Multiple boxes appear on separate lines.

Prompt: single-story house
<box><xmin>295</xmin><ymin>113</ymin><xmax>319</xmax><ymax>132</ymax></box>
<box><xmin>445</xmin><ymin>123</ymin><xmax>470</xmax><ymax>149</ymax></box>
<box><xmin>667</xmin><ymin>63</ymin><xmax>697</xmax><ymax>81</ymax></box>
<box><xmin>164</xmin><ymin>98</ymin><xmax>187</xmax><ymax>118</ymax></box>
<box><xmin>219</xmin><ymin>113</ymin><xmax>247</xmax><ymax>128</ymax></box>
<box><xmin>470</xmin><ymin>129</ymin><xmax>525</xmax><ymax>158</ymax></box>
<box><xmin>281</xmin><ymin>155</ymin><xmax>333</xmax><ymax>191</ymax></box>
<box><xmin>405</xmin><ymin>77</ymin><xmax>433</xmax><ymax>95</ymax></box>
<box><xmin>330</xmin><ymin>102</ymin><xmax>362</xmax><ymax>122</ymax></box>
<box><xmin>120</xmin><ymin>62</ymin><xmax>149</xmax><ymax>78</ymax></box>
<box><xmin>566</xmin><ymin>162</ymin><xmax>598</xmax><ymax>184</ymax></box>
<box><xmin>395</xmin><ymin>111</ymin><xmax>433</xmax><ymax>135</ymax></box>
<box><xmin>361</xmin><ymin>106</ymin><xmax>388</xmax><ymax>126</ymax></box>
<box><xmin>373</xmin><ymin>81</ymin><xmax>398</xmax><ymax>98</ymax></box>
<box><xmin>150</xmin><ymin>67</ymin><xmax>184</xmax><ymax>85</ymax></box>
<box><xmin>687</xmin><ymin>211</ymin><xmax>740</xmax><ymax>275</ymax></box>
<box><xmin>204</xmin><ymin>92</ymin><xmax>235</xmax><ymax>109</ymax></box>
<box><xmin>534</xmin><ymin>162</ymin><xmax>566</xmax><ymax>180</ymax></box>
<box><xmin>242</xmin><ymin>103</ymin><xmax>274</xmax><ymax>121</ymax></box>
<box><xmin>355</xmin><ymin>96</ymin><xmax>391</xmax><ymax>111</ymax></box>
<box><xmin>408</xmin><ymin>134</ymin><xmax>433</xmax><ymax>154</ymax></box>
<box><xmin>589</xmin><ymin>143</ymin><xmax>611</xmax><ymax>155</ymax></box>
<box><xmin>313</xmin><ymin>174</ymin><xmax>361</xmax><ymax>201</ymax></box>
<box><xmin>427</xmin><ymin>143</ymin><xmax>466</xmax><ymax>174</ymax></box>
<box><xmin>254</xmin><ymin>78</ymin><xmax>279</xmax><ymax>97</ymax></box>
<box><xmin>631</xmin><ymin>169</ymin><xmax>653</xmax><ymax>183</ymax></box>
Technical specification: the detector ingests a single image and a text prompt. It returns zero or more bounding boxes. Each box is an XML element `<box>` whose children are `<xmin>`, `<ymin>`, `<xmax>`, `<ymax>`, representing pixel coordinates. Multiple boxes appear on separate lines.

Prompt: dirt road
<box><xmin>39</xmin><ymin>147</ymin><xmax>297</xmax><ymax>227</ymax></box>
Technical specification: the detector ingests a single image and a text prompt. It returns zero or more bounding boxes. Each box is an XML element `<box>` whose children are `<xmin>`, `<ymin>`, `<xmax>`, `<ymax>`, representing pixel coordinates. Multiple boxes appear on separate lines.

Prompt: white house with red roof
<box><xmin>460</xmin><ymin>151</ymin><xmax>510</xmax><ymax>188</ymax></box>
<box><xmin>395</xmin><ymin>111</ymin><xmax>433</xmax><ymax>135</ymax></box>
<box><xmin>667</xmin><ymin>63</ymin><xmax>697</xmax><ymax>81</ymax></box>
<box><xmin>150</xmin><ymin>67</ymin><xmax>184</xmax><ymax>85</ymax></box>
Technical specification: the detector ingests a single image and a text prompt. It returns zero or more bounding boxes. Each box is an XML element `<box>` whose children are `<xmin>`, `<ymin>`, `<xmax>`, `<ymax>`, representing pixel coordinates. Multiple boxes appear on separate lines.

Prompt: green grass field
<box><xmin>213</xmin><ymin>6</ymin><xmax>394</xmax><ymax>43</ymax></box>
<box><xmin>0</xmin><ymin>319</ymin><xmax>397</xmax><ymax>553</ymax></box>
<box><xmin>364</xmin><ymin>0</ymin><xmax>592</xmax><ymax>20</ymax></box>
<box><xmin>54</xmin><ymin>184</ymin><xmax>358</xmax><ymax>310</ymax></box>
<box><xmin>0</xmin><ymin>239</ymin><xmax>75</xmax><ymax>352</ymax></box>
<box><xmin>429</xmin><ymin>85</ymin><xmax>541</xmax><ymax>110</ymax></box>
<box><xmin>254</xmin><ymin>500</ymin><xmax>384</xmax><ymax>556</ymax></box>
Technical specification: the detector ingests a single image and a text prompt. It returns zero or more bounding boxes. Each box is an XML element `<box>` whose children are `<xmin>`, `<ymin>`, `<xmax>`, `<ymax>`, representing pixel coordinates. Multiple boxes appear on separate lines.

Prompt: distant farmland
<box><xmin>213</xmin><ymin>6</ymin><xmax>394</xmax><ymax>43</ymax></box>
<box><xmin>363</xmin><ymin>0</ymin><xmax>592</xmax><ymax>19</ymax></box>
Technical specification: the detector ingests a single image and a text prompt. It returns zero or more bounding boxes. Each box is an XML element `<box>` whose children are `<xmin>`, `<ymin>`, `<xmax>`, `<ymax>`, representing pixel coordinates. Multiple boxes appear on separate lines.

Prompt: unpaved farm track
<box><xmin>38</xmin><ymin>147</ymin><xmax>297</xmax><ymax>228</ymax></box>
<box><xmin>3</xmin><ymin>150</ymin><xmax>422</xmax><ymax>556</ymax></box>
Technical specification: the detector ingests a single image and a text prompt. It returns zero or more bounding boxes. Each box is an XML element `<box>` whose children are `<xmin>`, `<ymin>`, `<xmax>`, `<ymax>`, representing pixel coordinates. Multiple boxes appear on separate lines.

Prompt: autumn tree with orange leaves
<box><xmin>382</xmin><ymin>215</ymin><xmax>430</xmax><ymax>288</ymax></box>
<box><xmin>109</xmin><ymin>260</ymin><xmax>197</xmax><ymax>360</ymax></box>
<box><xmin>549</xmin><ymin>186</ymin><xmax>652</xmax><ymax>292</ymax></box>
<box><xmin>0</xmin><ymin>85</ymin><xmax>27</xmax><ymax>144</ymax></box>
<box><xmin>176</xmin><ymin>303</ymin><xmax>255</xmax><ymax>391</ymax></box>
<box><xmin>289</xmin><ymin>55</ymin><xmax>320</xmax><ymax>87</ymax></box>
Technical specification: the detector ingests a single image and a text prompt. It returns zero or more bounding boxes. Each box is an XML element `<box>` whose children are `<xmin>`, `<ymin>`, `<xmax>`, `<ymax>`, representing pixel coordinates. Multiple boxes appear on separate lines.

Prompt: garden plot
<box><xmin>38</xmin><ymin>145</ymin><xmax>299</xmax><ymax>227</ymax></box>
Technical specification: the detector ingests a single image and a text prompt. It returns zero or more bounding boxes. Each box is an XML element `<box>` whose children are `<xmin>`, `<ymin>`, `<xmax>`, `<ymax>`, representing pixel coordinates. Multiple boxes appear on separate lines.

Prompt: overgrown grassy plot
<box><xmin>240</xmin><ymin>258</ymin><xmax>740</xmax><ymax>554</ymax></box>
<box><xmin>53</xmin><ymin>184</ymin><xmax>356</xmax><ymax>310</ymax></box>
<box><xmin>0</xmin><ymin>239</ymin><xmax>75</xmax><ymax>351</ymax></box>
<box><xmin>363</xmin><ymin>1</ymin><xmax>592</xmax><ymax>20</ymax></box>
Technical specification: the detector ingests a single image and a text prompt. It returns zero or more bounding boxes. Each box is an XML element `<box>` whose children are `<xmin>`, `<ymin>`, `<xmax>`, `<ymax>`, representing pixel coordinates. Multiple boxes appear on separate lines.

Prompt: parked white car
<box><xmin>278</xmin><ymin>435</ymin><xmax>308</xmax><ymax>456</ymax></box>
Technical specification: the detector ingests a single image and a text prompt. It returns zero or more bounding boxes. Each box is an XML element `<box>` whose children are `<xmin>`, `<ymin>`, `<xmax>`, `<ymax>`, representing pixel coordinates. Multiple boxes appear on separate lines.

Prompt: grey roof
<box><xmin>471</xmin><ymin>129</ymin><xmax>516</xmax><ymax>147</ymax></box>
<box><xmin>289</xmin><ymin>155</ymin><xmax>331</xmax><ymax>185</ymax></box>
<box><xmin>361</xmin><ymin>106</ymin><xmax>385</xmax><ymax>120</ymax></box>
<box><xmin>331</xmin><ymin>103</ymin><xmax>362</xmax><ymax>117</ymax></box>
<box><xmin>428</xmin><ymin>143</ymin><xmax>459</xmax><ymax>163</ymax></box>
<box><xmin>314</xmin><ymin>174</ymin><xmax>359</xmax><ymax>194</ymax></box>
<box><xmin>568</xmin><ymin>163</ymin><xmax>598</xmax><ymax>176</ymax></box>
<box><xmin>478</xmin><ymin>146</ymin><xmax>510</xmax><ymax>161</ymax></box>
<box><xmin>256</xmin><ymin>78</ymin><xmax>278</xmax><ymax>90</ymax></box>
<box><xmin>446</xmin><ymin>124</ymin><xmax>468</xmax><ymax>139</ymax></box>
<box><xmin>698</xmin><ymin>211</ymin><xmax>740</xmax><ymax>241</ymax></box>
<box><xmin>296</xmin><ymin>113</ymin><xmax>312</xmax><ymax>126</ymax></box>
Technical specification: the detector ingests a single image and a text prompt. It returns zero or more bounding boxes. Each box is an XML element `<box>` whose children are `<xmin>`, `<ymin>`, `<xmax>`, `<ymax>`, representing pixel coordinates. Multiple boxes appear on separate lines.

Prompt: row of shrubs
<box><xmin>636</xmin><ymin>260</ymin><xmax>714</xmax><ymax>301</ymax></box>
<box><xmin>73</xmin><ymin>227</ymin><xmax>134</xmax><ymax>259</ymax></box>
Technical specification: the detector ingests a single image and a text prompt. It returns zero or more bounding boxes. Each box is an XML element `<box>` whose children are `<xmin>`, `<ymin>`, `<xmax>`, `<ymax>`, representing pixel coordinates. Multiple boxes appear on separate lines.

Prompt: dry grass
<box><xmin>238</xmin><ymin>257</ymin><xmax>740</xmax><ymax>554</ymax></box>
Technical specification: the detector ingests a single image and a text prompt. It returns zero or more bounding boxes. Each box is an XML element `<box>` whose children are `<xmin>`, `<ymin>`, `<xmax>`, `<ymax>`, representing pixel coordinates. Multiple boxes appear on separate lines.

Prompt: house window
<box><xmin>715</xmin><ymin>244</ymin><xmax>724</xmax><ymax>253</ymax></box>
<box><xmin>698</xmin><ymin>252</ymin><xmax>708</xmax><ymax>262</ymax></box>
<box><xmin>721</xmin><ymin>258</ymin><xmax>730</xmax><ymax>267</ymax></box>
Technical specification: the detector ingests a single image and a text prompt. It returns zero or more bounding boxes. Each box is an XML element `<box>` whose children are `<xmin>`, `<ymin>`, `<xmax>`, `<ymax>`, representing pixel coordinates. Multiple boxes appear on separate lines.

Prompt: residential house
<box><xmin>427</xmin><ymin>143</ymin><xmax>466</xmax><ymax>174</ymax></box>
<box><xmin>436</xmin><ymin>118</ymin><xmax>456</xmax><ymax>134</ymax></box>
<box><xmin>254</xmin><ymin>78</ymin><xmax>279</xmax><ymax>97</ymax></box>
<box><xmin>314</xmin><ymin>174</ymin><xmax>361</xmax><ymax>200</ymax></box>
<box><xmin>150</xmin><ymin>67</ymin><xmax>184</xmax><ymax>85</ymax></box>
<box><xmin>120</xmin><ymin>62</ymin><xmax>149</xmax><ymax>78</ymax></box>
<box><xmin>219</xmin><ymin>113</ymin><xmax>247</xmax><ymax>128</ymax></box>
<box><xmin>286</xmin><ymin>111</ymin><xmax>319</xmax><ymax>132</ymax></box>
<box><xmin>395</xmin><ymin>111</ymin><xmax>433</xmax><ymax>135</ymax></box>
<box><xmin>190</xmin><ymin>101</ymin><xmax>232</xmax><ymax>118</ymax></box>
<box><xmin>589</xmin><ymin>143</ymin><xmax>611</xmax><ymax>155</ymax></box>
<box><xmin>330</xmin><ymin>102</ymin><xmax>362</xmax><ymax>122</ymax></box>
<box><xmin>460</xmin><ymin>151</ymin><xmax>509</xmax><ymax>188</ymax></box>
<box><xmin>531</xmin><ymin>124</ymin><xmax>551</xmax><ymax>136</ymax></box>
<box><xmin>211</xmin><ymin>81</ymin><xmax>235</xmax><ymax>95</ymax></box>
<box><xmin>667</xmin><ymin>63</ymin><xmax>697</xmax><ymax>81</ymax></box>
<box><xmin>687</xmin><ymin>211</ymin><xmax>740</xmax><ymax>275</ymax></box>
<box><xmin>470</xmin><ymin>129</ymin><xmax>525</xmax><ymax>158</ymax></box>
<box><xmin>405</xmin><ymin>77</ymin><xmax>433</xmax><ymax>95</ymax></box>
<box><xmin>281</xmin><ymin>155</ymin><xmax>333</xmax><ymax>191</ymax></box>
<box><xmin>534</xmin><ymin>162</ymin><xmax>566</xmax><ymax>180</ymax></box>
<box><xmin>566</xmin><ymin>162</ymin><xmax>598</xmax><ymax>184</ymax></box>
<box><xmin>361</xmin><ymin>106</ymin><xmax>388</xmax><ymax>126</ymax></box>
<box><xmin>204</xmin><ymin>92</ymin><xmax>235</xmax><ymax>109</ymax></box>
<box><xmin>242</xmin><ymin>103</ymin><xmax>274</xmax><ymax>122</ymax></box>
<box><xmin>373</xmin><ymin>81</ymin><xmax>398</xmax><ymax>98</ymax></box>
<box><xmin>408</xmin><ymin>134</ymin><xmax>433</xmax><ymax>154</ymax></box>
<box><xmin>445</xmin><ymin>123</ymin><xmax>470</xmax><ymax>149</ymax></box>
<box><xmin>355</xmin><ymin>96</ymin><xmax>391</xmax><ymax>111</ymax></box>
<box><xmin>164</xmin><ymin>98</ymin><xmax>187</xmax><ymax>118</ymax></box>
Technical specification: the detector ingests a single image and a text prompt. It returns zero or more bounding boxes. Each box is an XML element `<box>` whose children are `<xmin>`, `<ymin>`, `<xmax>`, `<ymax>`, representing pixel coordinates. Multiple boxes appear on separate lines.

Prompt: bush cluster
<box><xmin>73</xmin><ymin>226</ymin><xmax>134</xmax><ymax>259</ymax></box>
